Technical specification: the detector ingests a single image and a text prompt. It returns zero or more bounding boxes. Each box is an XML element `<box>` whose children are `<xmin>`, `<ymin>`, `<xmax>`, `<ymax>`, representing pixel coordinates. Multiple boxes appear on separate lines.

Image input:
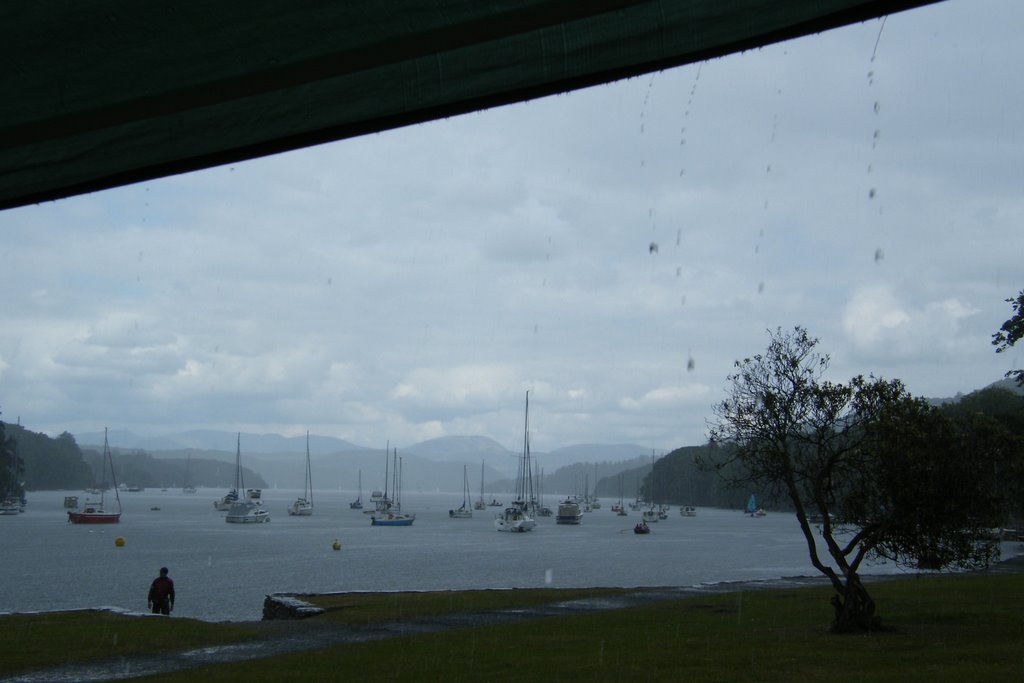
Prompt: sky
<box><xmin>1</xmin><ymin>0</ymin><xmax>1022</xmax><ymax>454</ymax></box>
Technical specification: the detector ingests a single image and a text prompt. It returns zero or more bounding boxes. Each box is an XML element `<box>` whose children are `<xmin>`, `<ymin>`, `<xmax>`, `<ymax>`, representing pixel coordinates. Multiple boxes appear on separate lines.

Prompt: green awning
<box><xmin>0</xmin><ymin>0</ymin><xmax>938</xmax><ymax>210</ymax></box>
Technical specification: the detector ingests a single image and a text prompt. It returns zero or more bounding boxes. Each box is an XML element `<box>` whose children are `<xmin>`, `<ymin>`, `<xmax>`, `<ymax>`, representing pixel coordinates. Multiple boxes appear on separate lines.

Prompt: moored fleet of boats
<box><xmin>11</xmin><ymin>410</ymin><xmax>766</xmax><ymax>530</ymax></box>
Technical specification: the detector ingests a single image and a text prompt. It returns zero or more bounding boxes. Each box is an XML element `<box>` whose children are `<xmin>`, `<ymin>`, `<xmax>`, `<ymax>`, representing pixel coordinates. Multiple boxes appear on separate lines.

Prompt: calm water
<box><xmin>1</xmin><ymin>488</ymin><xmax>1002</xmax><ymax>623</ymax></box>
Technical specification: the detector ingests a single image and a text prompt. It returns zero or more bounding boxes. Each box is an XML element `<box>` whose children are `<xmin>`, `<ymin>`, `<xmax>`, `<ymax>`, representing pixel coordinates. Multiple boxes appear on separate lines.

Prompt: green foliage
<box><xmin>5</xmin><ymin>424</ymin><xmax>94</xmax><ymax>490</ymax></box>
<box><xmin>705</xmin><ymin>326</ymin><xmax>1015</xmax><ymax>631</ymax></box>
<box><xmin>992</xmin><ymin>289</ymin><xmax>1024</xmax><ymax>386</ymax></box>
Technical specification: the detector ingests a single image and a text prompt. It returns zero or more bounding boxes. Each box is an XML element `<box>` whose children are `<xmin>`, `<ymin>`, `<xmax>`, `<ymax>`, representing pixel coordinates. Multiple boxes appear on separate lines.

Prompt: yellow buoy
<box><xmin>115</xmin><ymin>536</ymin><xmax>125</xmax><ymax>547</ymax></box>
<box><xmin>332</xmin><ymin>539</ymin><xmax>341</xmax><ymax>551</ymax></box>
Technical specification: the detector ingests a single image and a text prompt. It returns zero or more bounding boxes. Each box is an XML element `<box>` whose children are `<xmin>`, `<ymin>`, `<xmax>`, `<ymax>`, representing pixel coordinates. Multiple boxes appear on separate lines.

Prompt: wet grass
<box><xmin>2</xmin><ymin>574</ymin><xmax>1022</xmax><ymax>681</ymax></box>
<box><xmin>0</xmin><ymin>610</ymin><xmax>260</xmax><ymax>676</ymax></box>
<box><xmin>303</xmin><ymin>586</ymin><xmax>644</xmax><ymax>623</ymax></box>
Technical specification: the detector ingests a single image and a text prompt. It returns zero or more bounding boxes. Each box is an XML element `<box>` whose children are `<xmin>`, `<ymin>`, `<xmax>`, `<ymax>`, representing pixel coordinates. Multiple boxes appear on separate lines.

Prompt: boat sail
<box><xmin>494</xmin><ymin>390</ymin><xmax>537</xmax><ymax>532</ymax></box>
<box><xmin>746</xmin><ymin>493</ymin><xmax>766</xmax><ymax>517</ymax></box>
<box><xmin>449</xmin><ymin>464</ymin><xmax>472</xmax><ymax>518</ymax></box>
<box><xmin>371</xmin><ymin>447</ymin><xmax>415</xmax><ymax>526</ymax></box>
<box><xmin>350</xmin><ymin>469</ymin><xmax>364</xmax><ymax>509</ymax></box>
<box><xmin>287</xmin><ymin>431</ymin><xmax>314</xmax><ymax>516</ymax></box>
<box><xmin>68</xmin><ymin>428</ymin><xmax>122</xmax><ymax>524</ymax></box>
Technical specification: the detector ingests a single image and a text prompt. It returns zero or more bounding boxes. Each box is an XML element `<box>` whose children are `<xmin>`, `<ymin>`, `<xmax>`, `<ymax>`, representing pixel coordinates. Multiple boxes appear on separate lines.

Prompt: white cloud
<box><xmin>1</xmin><ymin>0</ymin><xmax>1021</xmax><ymax>449</ymax></box>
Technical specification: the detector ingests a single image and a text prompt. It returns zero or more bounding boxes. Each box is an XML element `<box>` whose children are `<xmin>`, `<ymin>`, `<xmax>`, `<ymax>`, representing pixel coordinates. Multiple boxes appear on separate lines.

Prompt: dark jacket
<box><xmin>148</xmin><ymin>576</ymin><xmax>175</xmax><ymax>606</ymax></box>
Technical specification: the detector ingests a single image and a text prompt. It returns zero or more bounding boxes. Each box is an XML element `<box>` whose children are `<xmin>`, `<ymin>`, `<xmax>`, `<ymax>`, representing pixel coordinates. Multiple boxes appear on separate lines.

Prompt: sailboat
<box><xmin>223</xmin><ymin>434</ymin><xmax>270</xmax><ymax>523</ymax></box>
<box><xmin>494</xmin><ymin>390</ymin><xmax>537</xmax><ymax>532</ymax></box>
<box><xmin>181</xmin><ymin>455</ymin><xmax>197</xmax><ymax>494</ymax></box>
<box><xmin>367</xmin><ymin>441</ymin><xmax>393</xmax><ymax>515</ymax></box>
<box><xmin>68</xmin><ymin>428</ymin><xmax>122</xmax><ymax>524</ymax></box>
<box><xmin>349</xmin><ymin>469</ymin><xmax>364</xmax><ymax>509</ymax></box>
<box><xmin>214</xmin><ymin>434</ymin><xmax>243</xmax><ymax>511</ymax></box>
<box><xmin>287</xmin><ymin>432</ymin><xmax>314</xmax><ymax>516</ymax></box>
<box><xmin>642</xmin><ymin>453</ymin><xmax>659</xmax><ymax>523</ymax></box>
<box><xmin>746</xmin><ymin>494</ymin><xmax>766</xmax><ymax>517</ymax></box>
<box><xmin>473</xmin><ymin>461</ymin><xmax>486</xmax><ymax>510</ymax></box>
<box><xmin>613</xmin><ymin>473</ymin><xmax>627</xmax><ymax>516</ymax></box>
<box><xmin>449</xmin><ymin>464</ymin><xmax>472</xmax><ymax>518</ymax></box>
<box><xmin>371</xmin><ymin>447</ymin><xmax>415</xmax><ymax>526</ymax></box>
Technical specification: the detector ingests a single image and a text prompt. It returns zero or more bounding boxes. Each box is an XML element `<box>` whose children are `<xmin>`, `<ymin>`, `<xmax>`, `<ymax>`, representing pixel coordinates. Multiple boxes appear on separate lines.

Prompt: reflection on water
<box><xmin>2</xmin><ymin>489</ymin><xmax>918</xmax><ymax>622</ymax></box>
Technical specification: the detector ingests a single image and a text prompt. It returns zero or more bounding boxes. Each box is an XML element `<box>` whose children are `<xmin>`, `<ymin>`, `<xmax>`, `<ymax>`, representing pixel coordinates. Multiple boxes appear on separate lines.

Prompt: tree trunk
<box><xmin>830</xmin><ymin>576</ymin><xmax>880</xmax><ymax>633</ymax></box>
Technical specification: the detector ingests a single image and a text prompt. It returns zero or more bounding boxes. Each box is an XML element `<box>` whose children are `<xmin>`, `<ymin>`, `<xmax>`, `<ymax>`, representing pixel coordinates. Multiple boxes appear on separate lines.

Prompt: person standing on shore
<box><xmin>147</xmin><ymin>567</ymin><xmax>175</xmax><ymax>615</ymax></box>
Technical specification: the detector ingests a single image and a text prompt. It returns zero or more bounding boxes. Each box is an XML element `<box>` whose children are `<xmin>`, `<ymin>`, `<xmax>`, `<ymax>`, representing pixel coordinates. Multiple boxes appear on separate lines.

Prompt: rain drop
<box><xmin>869</xmin><ymin>188</ymin><xmax>876</xmax><ymax>199</ymax></box>
<box><xmin>649</xmin><ymin>242</ymin><xmax>659</xmax><ymax>254</ymax></box>
<box><xmin>873</xmin><ymin>101</ymin><xmax>880</xmax><ymax>114</ymax></box>
<box><xmin>757</xmin><ymin>282</ymin><xmax>765</xmax><ymax>294</ymax></box>
<box><xmin>687</xmin><ymin>355</ymin><xmax>695</xmax><ymax>372</ymax></box>
<box><xmin>874</xmin><ymin>248</ymin><xmax>884</xmax><ymax>263</ymax></box>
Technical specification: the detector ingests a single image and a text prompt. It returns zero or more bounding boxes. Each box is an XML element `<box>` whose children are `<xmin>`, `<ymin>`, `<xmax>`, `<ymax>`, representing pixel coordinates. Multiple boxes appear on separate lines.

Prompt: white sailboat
<box><xmin>214</xmin><ymin>434</ymin><xmax>244</xmax><ymax>511</ymax></box>
<box><xmin>350</xmin><ymin>469</ymin><xmax>364</xmax><ymax>509</ymax></box>
<box><xmin>494</xmin><ymin>390</ymin><xmax>537</xmax><ymax>532</ymax></box>
<box><xmin>371</xmin><ymin>447</ymin><xmax>415</xmax><ymax>526</ymax></box>
<box><xmin>449</xmin><ymin>464</ymin><xmax>472</xmax><ymax>518</ymax></box>
<box><xmin>223</xmin><ymin>434</ymin><xmax>270</xmax><ymax>524</ymax></box>
<box><xmin>474</xmin><ymin>461</ymin><xmax>486</xmax><ymax>510</ymax></box>
<box><xmin>287</xmin><ymin>431</ymin><xmax>314</xmax><ymax>516</ymax></box>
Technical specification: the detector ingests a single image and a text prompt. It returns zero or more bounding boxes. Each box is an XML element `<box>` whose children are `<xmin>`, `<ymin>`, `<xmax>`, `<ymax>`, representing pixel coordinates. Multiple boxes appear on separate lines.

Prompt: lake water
<box><xmin>2</xmin><ymin>488</ymin><xmax>1016</xmax><ymax>623</ymax></box>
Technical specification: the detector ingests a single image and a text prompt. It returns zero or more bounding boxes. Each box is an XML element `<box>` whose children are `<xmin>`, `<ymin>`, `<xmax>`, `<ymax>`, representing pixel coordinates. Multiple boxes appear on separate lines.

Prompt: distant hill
<box><xmin>76</xmin><ymin>429</ymin><xmax>361</xmax><ymax>455</ymax></box>
<box><xmin>401</xmin><ymin>435</ymin><xmax>512</xmax><ymax>461</ymax></box>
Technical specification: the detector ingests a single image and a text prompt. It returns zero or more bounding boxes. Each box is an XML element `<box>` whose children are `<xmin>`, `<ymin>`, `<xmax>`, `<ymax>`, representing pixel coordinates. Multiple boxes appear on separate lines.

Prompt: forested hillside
<box><xmin>1</xmin><ymin>422</ymin><xmax>266</xmax><ymax>491</ymax></box>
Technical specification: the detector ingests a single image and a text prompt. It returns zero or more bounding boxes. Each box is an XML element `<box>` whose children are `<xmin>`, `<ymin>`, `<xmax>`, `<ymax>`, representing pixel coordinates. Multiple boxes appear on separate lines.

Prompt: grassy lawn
<box><xmin>3</xmin><ymin>575</ymin><xmax>1022</xmax><ymax>682</ymax></box>
<box><xmin>0</xmin><ymin>610</ymin><xmax>260</xmax><ymax>676</ymax></box>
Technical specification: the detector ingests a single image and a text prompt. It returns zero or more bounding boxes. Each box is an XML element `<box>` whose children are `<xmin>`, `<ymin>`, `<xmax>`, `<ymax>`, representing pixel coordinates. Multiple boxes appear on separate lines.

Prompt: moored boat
<box><xmin>371</xmin><ymin>445</ymin><xmax>415</xmax><ymax>527</ymax></box>
<box><xmin>556</xmin><ymin>498</ymin><xmax>582</xmax><ymax>525</ymax></box>
<box><xmin>350</xmin><ymin>469</ymin><xmax>364</xmax><ymax>509</ymax></box>
<box><xmin>495</xmin><ymin>391</ymin><xmax>537</xmax><ymax>533</ymax></box>
<box><xmin>449</xmin><ymin>464</ymin><xmax>473</xmax><ymax>519</ymax></box>
<box><xmin>225</xmin><ymin>501</ymin><xmax>271</xmax><ymax>524</ymax></box>
<box><xmin>287</xmin><ymin>432</ymin><xmax>314</xmax><ymax>516</ymax></box>
<box><xmin>68</xmin><ymin>429</ymin><xmax>122</xmax><ymax>524</ymax></box>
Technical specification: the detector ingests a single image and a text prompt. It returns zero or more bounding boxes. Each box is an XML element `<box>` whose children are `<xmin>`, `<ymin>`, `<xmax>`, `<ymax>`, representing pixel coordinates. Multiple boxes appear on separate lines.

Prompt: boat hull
<box><xmin>371</xmin><ymin>513</ymin><xmax>415</xmax><ymax>526</ymax></box>
<box><xmin>494</xmin><ymin>509</ymin><xmax>536</xmax><ymax>532</ymax></box>
<box><xmin>68</xmin><ymin>510</ymin><xmax>121</xmax><ymax>524</ymax></box>
<box><xmin>225</xmin><ymin>502</ymin><xmax>270</xmax><ymax>523</ymax></box>
<box><xmin>226</xmin><ymin>511</ymin><xmax>270</xmax><ymax>523</ymax></box>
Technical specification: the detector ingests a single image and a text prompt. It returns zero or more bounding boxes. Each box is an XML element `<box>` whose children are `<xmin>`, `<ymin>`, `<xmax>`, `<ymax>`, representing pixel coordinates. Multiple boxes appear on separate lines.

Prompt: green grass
<box><xmin>0</xmin><ymin>610</ymin><xmax>260</xmax><ymax>676</ymax></box>
<box><xmin>302</xmin><ymin>586</ymin><xmax>644</xmax><ymax>623</ymax></box>
<box><xmin>3</xmin><ymin>575</ymin><xmax>1023</xmax><ymax>682</ymax></box>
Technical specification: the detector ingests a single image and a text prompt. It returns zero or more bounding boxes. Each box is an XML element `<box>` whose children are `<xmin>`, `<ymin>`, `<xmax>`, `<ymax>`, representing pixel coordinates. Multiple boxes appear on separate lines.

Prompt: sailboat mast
<box><xmin>235</xmin><ymin>433</ymin><xmax>243</xmax><ymax>491</ymax></box>
<box><xmin>105</xmin><ymin>427</ymin><xmax>122</xmax><ymax>512</ymax></box>
<box><xmin>305</xmin><ymin>430</ymin><xmax>312</xmax><ymax>505</ymax></box>
<box><xmin>383</xmin><ymin>440</ymin><xmax>390</xmax><ymax>501</ymax></box>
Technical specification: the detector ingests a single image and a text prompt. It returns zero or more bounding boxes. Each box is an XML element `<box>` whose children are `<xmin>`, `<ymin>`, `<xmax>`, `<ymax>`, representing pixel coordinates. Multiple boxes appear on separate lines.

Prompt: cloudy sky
<box><xmin>1</xmin><ymin>0</ymin><xmax>1021</xmax><ymax>454</ymax></box>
